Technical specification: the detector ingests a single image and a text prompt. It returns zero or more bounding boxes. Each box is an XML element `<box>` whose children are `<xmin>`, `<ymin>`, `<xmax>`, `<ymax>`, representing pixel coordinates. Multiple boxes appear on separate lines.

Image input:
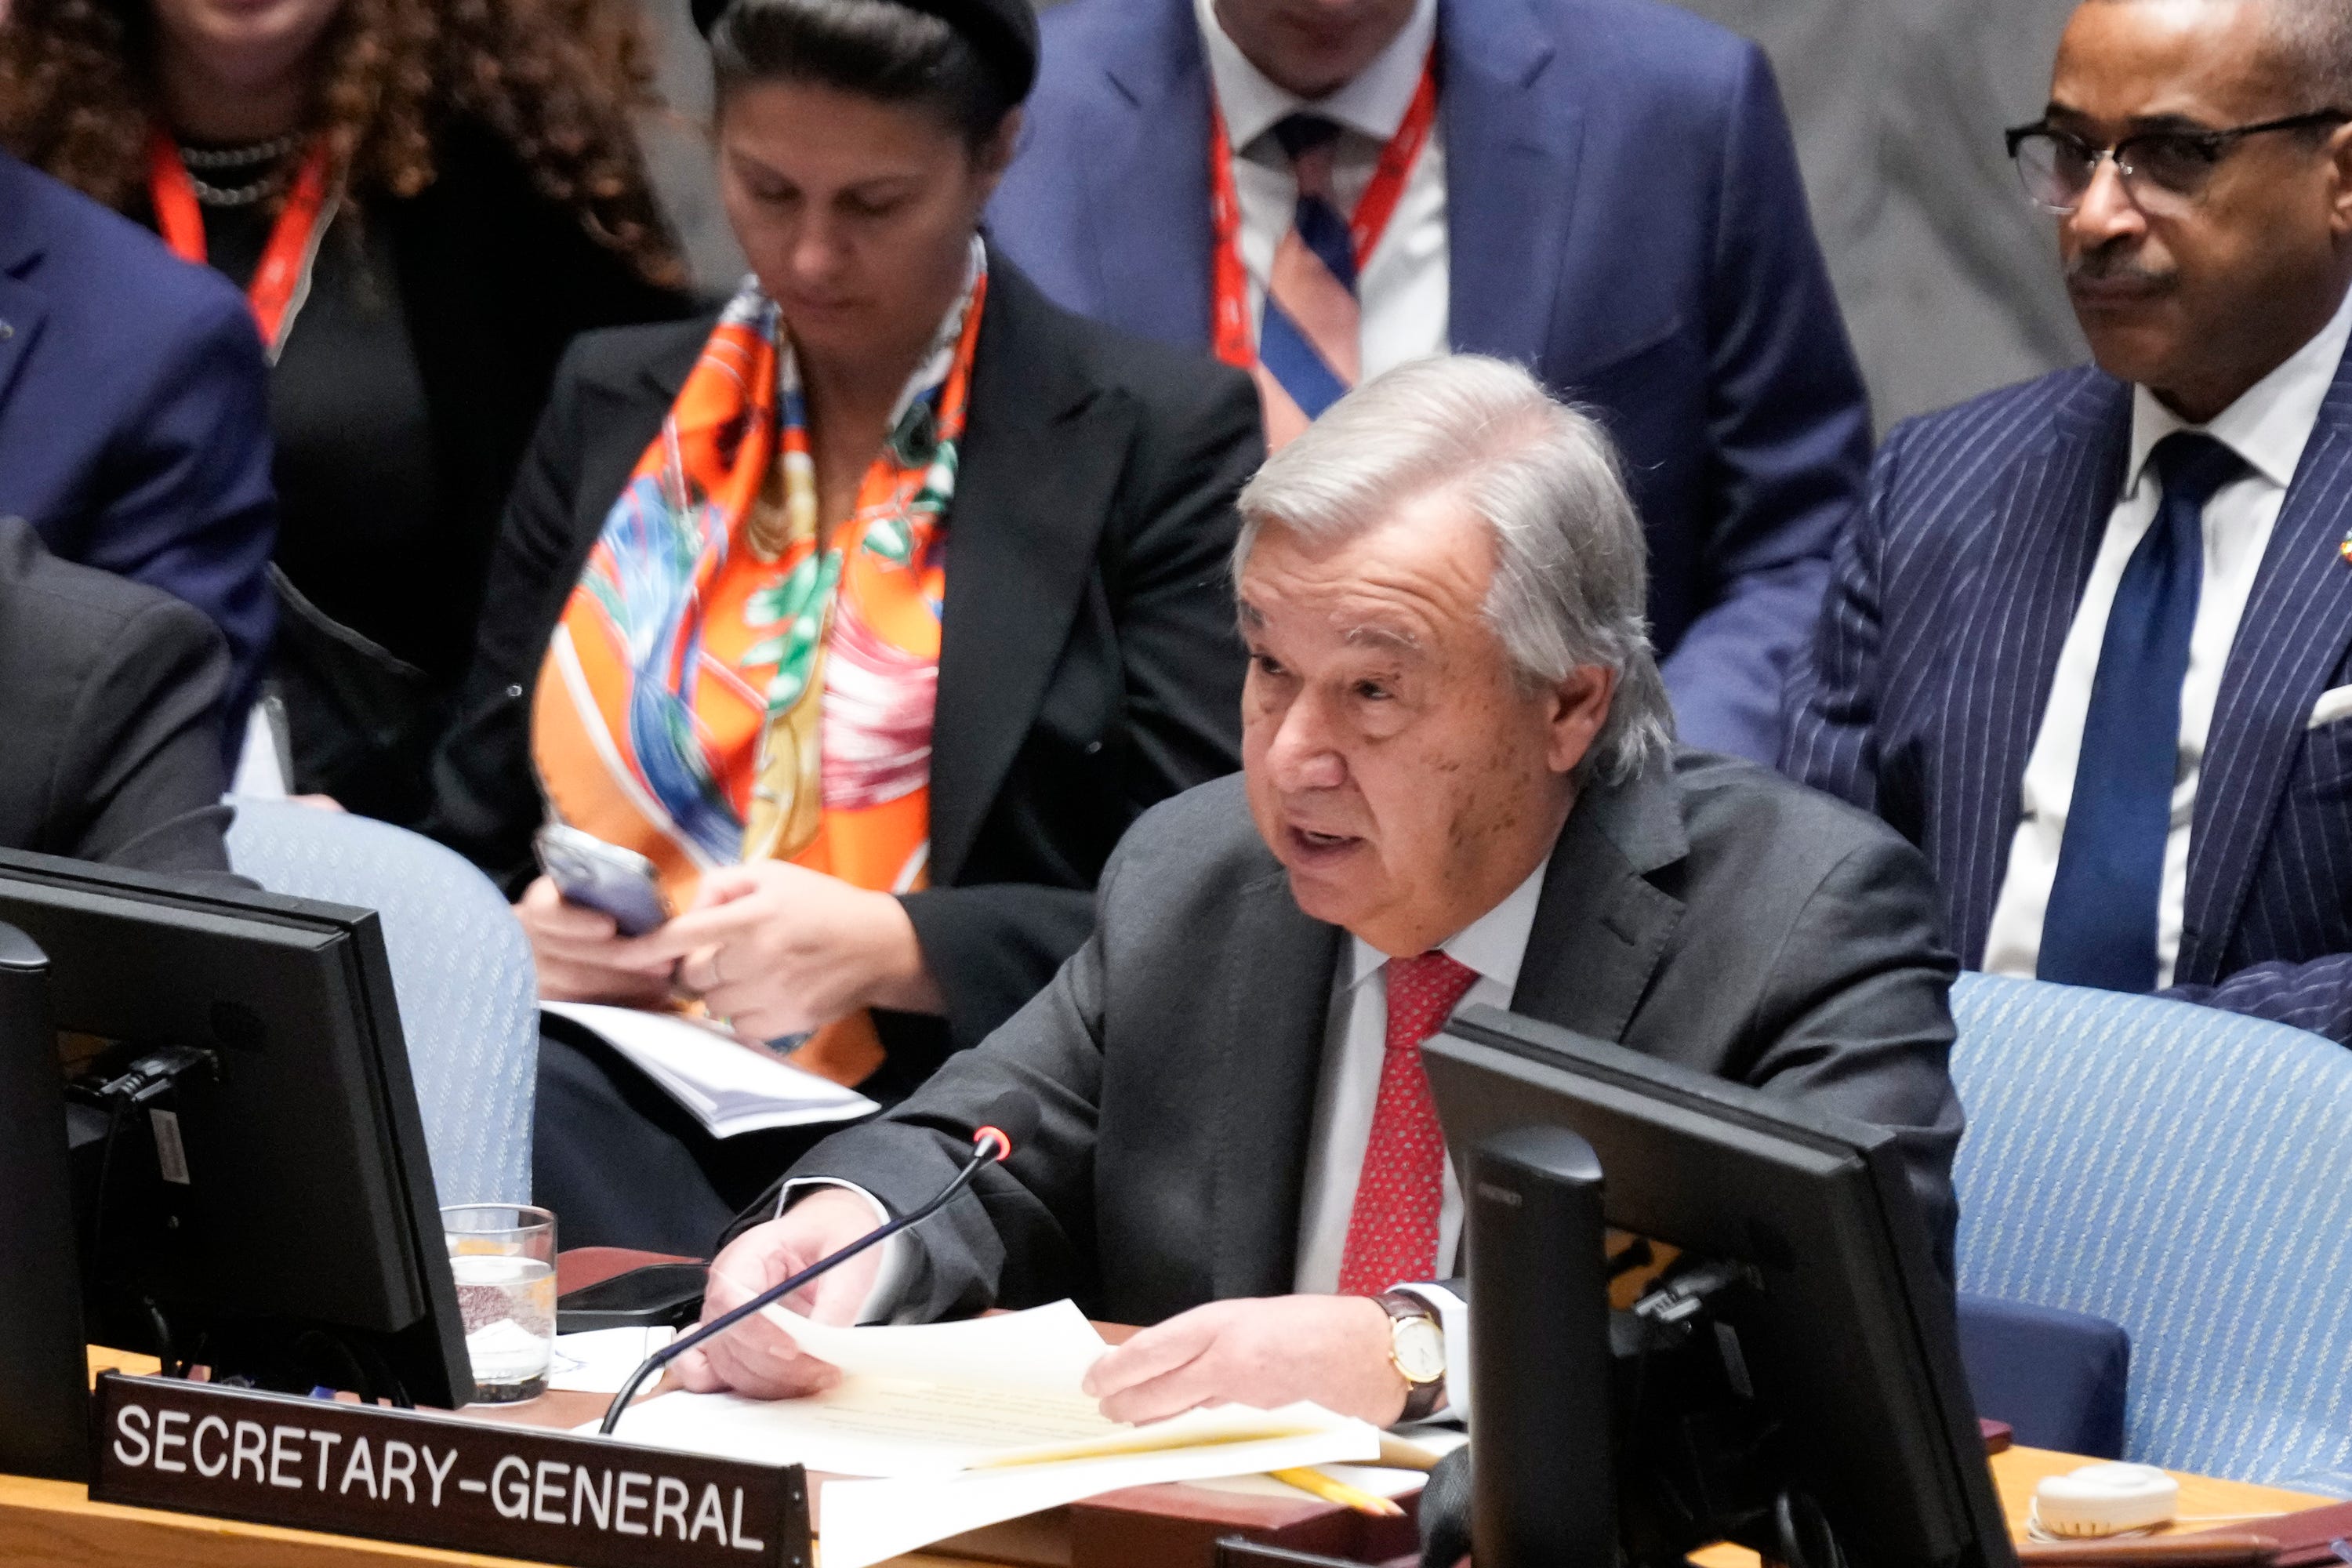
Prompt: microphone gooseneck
<box><xmin>595</xmin><ymin>1094</ymin><xmax>1033</xmax><ymax>1435</ymax></box>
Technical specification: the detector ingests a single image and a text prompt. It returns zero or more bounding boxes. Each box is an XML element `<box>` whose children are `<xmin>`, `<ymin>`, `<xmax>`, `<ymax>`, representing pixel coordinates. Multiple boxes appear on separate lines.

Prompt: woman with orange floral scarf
<box><xmin>423</xmin><ymin>0</ymin><xmax>1262</xmax><ymax>1250</ymax></box>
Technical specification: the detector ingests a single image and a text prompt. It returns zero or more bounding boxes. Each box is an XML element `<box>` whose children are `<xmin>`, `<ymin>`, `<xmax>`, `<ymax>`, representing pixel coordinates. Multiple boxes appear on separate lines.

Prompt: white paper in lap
<box><xmin>543</xmin><ymin>1001</ymin><xmax>877</xmax><ymax>1137</ymax></box>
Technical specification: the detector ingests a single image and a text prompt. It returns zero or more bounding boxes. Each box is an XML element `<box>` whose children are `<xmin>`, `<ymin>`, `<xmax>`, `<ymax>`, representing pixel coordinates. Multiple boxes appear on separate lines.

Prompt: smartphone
<box><xmin>532</xmin><ymin>823</ymin><xmax>673</xmax><ymax>936</ymax></box>
<box><xmin>555</xmin><ymin>1262</ymin><xmax>708</xmax><ymax>1333</ymax></box>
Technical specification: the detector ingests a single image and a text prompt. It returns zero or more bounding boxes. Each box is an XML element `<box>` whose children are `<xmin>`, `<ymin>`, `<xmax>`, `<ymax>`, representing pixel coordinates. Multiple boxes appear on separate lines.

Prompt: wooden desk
<box><xmin>7</xmin><ymin>1346</ymin><xmax>2329</xmax><ymax>1568</ymax></box>
<box><xmin>1688</xmin><ymin>1447</ymin><xmax>2332</xmax><ymax>1568</ymax></box>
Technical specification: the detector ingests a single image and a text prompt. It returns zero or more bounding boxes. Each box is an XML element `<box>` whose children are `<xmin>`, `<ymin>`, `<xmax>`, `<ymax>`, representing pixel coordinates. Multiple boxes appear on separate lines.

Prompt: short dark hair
<box><xmin>2085</xmin><ymin>0</ymin><xmax>2352</xmax><ymax>111</ymax></box>
<box><xmin>710</xmin><ymin>0</ymin><xmax>1019</xmax><ymax>148</ymax></box>
<box><xmin>2265</xmin><ymin>0</ymin><xmax>2352</xmax><ymax>109</ymax></box>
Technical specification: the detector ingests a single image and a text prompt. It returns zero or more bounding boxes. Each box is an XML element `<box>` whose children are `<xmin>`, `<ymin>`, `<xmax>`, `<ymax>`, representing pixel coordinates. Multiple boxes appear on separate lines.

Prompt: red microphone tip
<box><xmin>974</xmin><ymin>1125</ymin><xmax>1014</xmax><ymax>1162</ymax></box>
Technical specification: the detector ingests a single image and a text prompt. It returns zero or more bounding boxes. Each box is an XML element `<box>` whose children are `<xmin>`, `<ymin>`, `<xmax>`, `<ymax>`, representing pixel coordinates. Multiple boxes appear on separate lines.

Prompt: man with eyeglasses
<box><xmin>1784</xmin><ymin>0</ymin><xmax>2352</xmax><ymax>1042</ymax></box>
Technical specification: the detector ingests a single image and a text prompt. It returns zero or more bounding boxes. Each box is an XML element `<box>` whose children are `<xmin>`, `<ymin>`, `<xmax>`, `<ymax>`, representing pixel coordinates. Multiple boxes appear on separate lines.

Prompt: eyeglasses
<box><xmin>2005</xmin><ymin>110</ymin><xmax>2350</xmax><ymax>213</ymax></box>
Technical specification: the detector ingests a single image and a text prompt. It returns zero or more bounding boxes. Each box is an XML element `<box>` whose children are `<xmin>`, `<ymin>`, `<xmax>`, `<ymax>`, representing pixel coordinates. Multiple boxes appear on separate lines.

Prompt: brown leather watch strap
<box><xmin>1374</xmin><ymin>1290</ymin><xmax>1446</xmax><ymax>1422</ymax></box>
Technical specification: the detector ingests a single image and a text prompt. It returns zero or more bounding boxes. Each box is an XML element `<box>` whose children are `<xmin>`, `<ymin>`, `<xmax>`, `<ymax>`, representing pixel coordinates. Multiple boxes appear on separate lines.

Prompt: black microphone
<box><xmin>597</xmin><ymin>1091</ymin><xmax>1038</xmax><ymax>1433</ymax></box>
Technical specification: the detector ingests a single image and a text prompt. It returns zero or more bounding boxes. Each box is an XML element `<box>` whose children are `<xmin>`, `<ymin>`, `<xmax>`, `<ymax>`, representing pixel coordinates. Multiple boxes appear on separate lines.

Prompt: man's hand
<box><xmin>1080</xmin><ymin>1295</ymin><xmax>1408</xmax><ymax>1426</ymax></box>
<box><xmin>514</xmin><ymin>877</ymin><xmax>673</xmax><ymax>1006</ymax></box>
<box><xmin>618</xmin><ymin>862</ymin><xmax>944</xmax><ymax>1041</ymax></box>
<box><xmin>674</xmin><ymin>1189</ymin><xmax>885</xmax><ymax>1399</ymax></box>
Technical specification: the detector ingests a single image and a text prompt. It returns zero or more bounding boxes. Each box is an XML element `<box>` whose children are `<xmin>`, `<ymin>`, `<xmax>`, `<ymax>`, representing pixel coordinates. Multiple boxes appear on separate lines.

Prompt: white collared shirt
<box><xmin>805</xmin><ymin>853</ymin><xmax>1553</xmax><ymax>1420</ymax></box>
<box><xmin>1291</xmin><ymin>855</ymin><xmax>1550</xmax><ymax>1417</ymax></box>
<box><xmin>1983</xmin><ymin>284</ymin><xmax>2352</xmax><ymax>988</ymax></box>
<box><xmin>1193</xmin><ymin>0</ymin><xmax>1449</xmax><ymax>381</ymax></box>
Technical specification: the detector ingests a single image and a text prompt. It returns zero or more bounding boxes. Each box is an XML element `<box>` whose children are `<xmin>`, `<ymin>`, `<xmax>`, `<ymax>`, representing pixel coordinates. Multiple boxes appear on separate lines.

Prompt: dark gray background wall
<box><xmin>639</xmin><ymin>0</ymin><xmax>2088</xmax><ymax>430</ymax></box>
<box><xmin>1681</xmin><ymin>0</ymin><xmax>2083</xmax><ymax>426</ymax></box>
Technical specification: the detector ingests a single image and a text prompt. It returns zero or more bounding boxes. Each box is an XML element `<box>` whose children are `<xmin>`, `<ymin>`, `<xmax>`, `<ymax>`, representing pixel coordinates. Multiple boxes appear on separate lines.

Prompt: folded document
<box><xmin>543</xmin><ymin>1001</ymin><xmax>876</xmax><ymax>1139</ymax></box>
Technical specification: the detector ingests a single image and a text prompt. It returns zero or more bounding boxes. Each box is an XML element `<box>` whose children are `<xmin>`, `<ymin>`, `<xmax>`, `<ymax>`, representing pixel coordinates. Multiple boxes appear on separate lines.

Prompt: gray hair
<box><xmin>1232</xmin><ymin>354</ymin><xmax>1674</xmax><ymax>786</ymax></box>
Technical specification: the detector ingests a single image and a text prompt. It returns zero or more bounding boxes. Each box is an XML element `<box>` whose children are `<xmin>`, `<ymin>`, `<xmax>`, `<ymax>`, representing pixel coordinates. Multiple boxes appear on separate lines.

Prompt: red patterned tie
<box><xmin>1337</xmin><ymin>950</ymin><xmax>1482</xmax><ymax>1295</ymax></box>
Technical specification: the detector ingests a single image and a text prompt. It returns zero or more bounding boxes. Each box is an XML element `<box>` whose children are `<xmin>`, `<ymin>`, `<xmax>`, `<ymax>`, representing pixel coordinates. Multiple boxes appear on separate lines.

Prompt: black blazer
<box><xmin>0</xmin><ymin>515</ymin><xmax>234</xmax><ymax>873</ymax></box>
<box><xmin>749</xmin><ymin>753</ymin><xmax>1965</xmax><ymax>1323</ymax></box>
<box><xmin>424</xmin><ymin>253</ymin><xmax>1262</xmax><ymax>1098</ymax></box>
<box><xmin>266</xmin><ymin>121</ymin><xmax>697</xmax><ymax>822</ymax></box>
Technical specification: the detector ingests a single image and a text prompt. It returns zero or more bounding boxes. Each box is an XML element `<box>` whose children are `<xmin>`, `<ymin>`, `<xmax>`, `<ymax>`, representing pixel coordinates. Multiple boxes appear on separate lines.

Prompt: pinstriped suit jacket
<box><xmin>1783</xmin><ymin>353</ymin><xmax>2352</xmax><ymax>1044</ymax></box>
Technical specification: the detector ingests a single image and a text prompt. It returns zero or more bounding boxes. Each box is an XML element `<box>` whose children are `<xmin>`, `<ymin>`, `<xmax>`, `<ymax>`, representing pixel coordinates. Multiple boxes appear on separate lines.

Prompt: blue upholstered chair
<box><xmin>225</xmin><ymin>798</ymin><xmax>538</xmax><ymax>1206</ymax></box>
<box><xmin>1949</xmin><ymin>972</ymin><xmax>2352</xmax><ymax>1493</ymax></box>
<box><xmin>1954</xmin><ymin>1290</ymin><xmax>2129</xmax><ymax>1457</ymax></box>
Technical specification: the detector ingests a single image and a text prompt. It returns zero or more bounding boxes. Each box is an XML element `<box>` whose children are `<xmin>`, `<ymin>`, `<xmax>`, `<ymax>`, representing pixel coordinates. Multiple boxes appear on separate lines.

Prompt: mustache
<box><xmin>2065</xmin><ymin>249</ymin><xmax>2176</xmax><ymax>290</ymax></box>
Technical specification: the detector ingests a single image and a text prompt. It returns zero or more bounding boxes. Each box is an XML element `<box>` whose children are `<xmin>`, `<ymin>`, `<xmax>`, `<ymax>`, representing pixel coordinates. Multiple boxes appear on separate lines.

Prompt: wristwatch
<box><xmin>1373</xmin><ymin>1291</ymin><xmax>1447</xmax><ymax>1422</ymax></box>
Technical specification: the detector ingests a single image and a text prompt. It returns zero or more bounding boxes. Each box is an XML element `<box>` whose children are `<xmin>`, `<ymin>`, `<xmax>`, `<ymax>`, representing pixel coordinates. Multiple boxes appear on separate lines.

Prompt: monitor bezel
<box><xmin>0</xmin><ymin>846</ymin><xmax>472</xmax><ymax>1410</ymax></box>
<box><xmin>1428</xmin><ymin>1003</ymin><xmax>2014</xmax><ymax>1568</ymax></box>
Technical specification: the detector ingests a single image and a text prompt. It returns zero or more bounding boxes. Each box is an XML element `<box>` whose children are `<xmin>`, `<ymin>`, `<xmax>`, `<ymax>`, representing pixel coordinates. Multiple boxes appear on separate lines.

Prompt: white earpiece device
<box><xmin>2031</xmin><ymin>1463</ymin><xmax>2180</xmax><ymax>1538</ymax></box>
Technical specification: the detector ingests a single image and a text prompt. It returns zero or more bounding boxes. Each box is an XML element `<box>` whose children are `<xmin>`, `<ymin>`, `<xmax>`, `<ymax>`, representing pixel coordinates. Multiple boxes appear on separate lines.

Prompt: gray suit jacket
<box><xmin>744</xmin><ymin>749</ymin><xmax>1965</xmax><ymax>1324</ymax></box>
<box><xmin>0</xmin><ymin>514</ymin><xmax>234</xmax><ymax>874</ymax></box>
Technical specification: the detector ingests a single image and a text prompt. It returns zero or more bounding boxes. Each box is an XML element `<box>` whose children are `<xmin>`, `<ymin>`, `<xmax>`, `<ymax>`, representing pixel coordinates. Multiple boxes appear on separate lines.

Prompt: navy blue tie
<box><xmin>2038</xmin><ymin>431</ymin><xmax>2244</xmax><ymax>992</ymax></box>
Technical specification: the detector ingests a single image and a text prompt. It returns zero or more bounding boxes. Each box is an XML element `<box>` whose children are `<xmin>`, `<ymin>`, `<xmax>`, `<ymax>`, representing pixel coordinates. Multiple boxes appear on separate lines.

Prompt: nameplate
<box><xmin>88</xmin><ymin>1373</ymin><xmax>808</xmax><ymax>1568</ymax></box>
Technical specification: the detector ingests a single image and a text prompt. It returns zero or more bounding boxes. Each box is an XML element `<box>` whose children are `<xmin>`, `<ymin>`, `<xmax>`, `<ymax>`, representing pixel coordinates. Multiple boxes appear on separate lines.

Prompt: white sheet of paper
<box><xmin>815</xmin><ymin>1417</ymin><xmax>1382</xmax><ymax>1568</ymax></box>
<box><xmin>746</xmin><ymin>1296</ymin><xmax>1108</xmax><ymax>1392</ymax></box>
<box><xmin>543</xmin><ymin>1001</ymin><xmax>877</xmax><ymax>1137</ymax></box>
<box><xmin>547</xmin><ymin>1326</ymin><xmax>675</xmax><ymax>1394</ymax></box>
<box><xmin>599</xmin><ymin>1376</ymin><xmax>1119</xmax><ymax>1476</ymax></box>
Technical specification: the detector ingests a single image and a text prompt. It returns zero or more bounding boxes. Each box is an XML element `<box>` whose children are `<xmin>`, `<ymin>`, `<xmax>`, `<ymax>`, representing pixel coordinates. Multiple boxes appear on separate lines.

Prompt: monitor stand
<box><xmin>0</xmin><ymin>921</ymin><xmax>93</xmax><ymax>1481</ymax></box>
<box><xmin>1468</xmin><ymin>1125</ymin><xmax>1617</xmax><ymax>1568</ymax></box>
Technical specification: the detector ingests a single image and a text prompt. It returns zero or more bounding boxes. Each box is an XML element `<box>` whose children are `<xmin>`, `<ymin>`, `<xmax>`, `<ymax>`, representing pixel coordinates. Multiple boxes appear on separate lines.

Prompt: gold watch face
<box><xmin>1392</xmin><ymin>1315</ymin><xmax>1446</xmax><ymax>1384</ymax></box>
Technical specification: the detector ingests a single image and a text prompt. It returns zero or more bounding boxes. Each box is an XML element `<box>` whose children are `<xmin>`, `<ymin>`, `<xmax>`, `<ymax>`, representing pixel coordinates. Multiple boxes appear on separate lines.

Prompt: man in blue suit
<box><xmin>985</xmin><ymin>0</ymin><xmax>1871</xmax><ymax>763</ymax></box>
<box><xmin>1785</xmin><ymin>0</ymin><xmax>2352</xmax><ymax>1043</ymax></box>
<box><xmin>0</xmin><ymin>150</ymin><xmax>275</xmax><ymax>763</ymax></box>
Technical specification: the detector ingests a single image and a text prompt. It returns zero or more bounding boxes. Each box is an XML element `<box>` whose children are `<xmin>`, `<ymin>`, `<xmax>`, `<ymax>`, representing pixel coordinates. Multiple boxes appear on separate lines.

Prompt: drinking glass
<box><xmin>442</xmin><ymin>1203</ymin><xmax>557</xmax><ymax>1403</ymax></box>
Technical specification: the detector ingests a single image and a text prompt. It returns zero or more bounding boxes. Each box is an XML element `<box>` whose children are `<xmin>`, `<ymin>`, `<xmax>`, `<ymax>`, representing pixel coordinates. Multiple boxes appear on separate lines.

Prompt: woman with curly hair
<box><xmin>0</xmin><ymin>0</ymin><xmax>697</xmax><ymax>822</ymax></box>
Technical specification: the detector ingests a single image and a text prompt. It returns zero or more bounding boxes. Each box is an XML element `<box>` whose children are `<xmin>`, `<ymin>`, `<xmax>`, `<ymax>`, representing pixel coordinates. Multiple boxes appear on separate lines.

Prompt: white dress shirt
<box><xmin>1290</xmin><ymin>856</ymin><xmax>1549</xmax><ymax>1416</ymax></box>
<box><xmin>1983</xmin><ymin>285</ymin><xmax>2352</xmax><ymax>989</ymax></box>
<box><xmin>1194</xmin><ymin>0</ymin><xmax>1448</xmax><ymax>380</ymax></box>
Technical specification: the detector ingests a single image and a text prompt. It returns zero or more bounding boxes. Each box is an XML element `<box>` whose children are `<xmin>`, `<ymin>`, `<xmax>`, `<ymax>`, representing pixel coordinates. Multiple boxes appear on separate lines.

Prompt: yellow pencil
<box><xmin>1269</xmin><ymin>1466</ymin><xmax>1406</xmax><ymax>1518</ymax></box>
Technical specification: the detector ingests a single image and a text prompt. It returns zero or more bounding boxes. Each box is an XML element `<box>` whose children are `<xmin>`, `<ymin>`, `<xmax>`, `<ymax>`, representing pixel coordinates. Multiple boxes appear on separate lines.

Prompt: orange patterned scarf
<box><xmin>532</xmin><ymin>241</ymin><xmax>988</xmax><ymax>1083</ymax></box>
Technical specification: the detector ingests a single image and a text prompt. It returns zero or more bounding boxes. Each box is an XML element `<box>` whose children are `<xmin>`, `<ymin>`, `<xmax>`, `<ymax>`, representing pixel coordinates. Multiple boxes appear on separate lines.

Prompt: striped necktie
<box><xmin>1254</xmin><ymin>113</ymin><xmax>1359</xmax><ymax>448</ymax></box>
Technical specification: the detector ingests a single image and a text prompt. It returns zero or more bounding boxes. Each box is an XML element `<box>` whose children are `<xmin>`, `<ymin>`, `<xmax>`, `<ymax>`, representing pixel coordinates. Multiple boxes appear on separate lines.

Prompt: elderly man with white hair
<box><xmin>678</xmin><ymin>355</ymin><xmax>1965</xmax><ymax>1425</ymax></box>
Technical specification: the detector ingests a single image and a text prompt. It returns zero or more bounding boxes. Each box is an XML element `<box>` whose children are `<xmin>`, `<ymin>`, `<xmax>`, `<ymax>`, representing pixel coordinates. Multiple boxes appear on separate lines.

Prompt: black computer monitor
<box><xmin>0</xmin><ymin>846</ymin><xmax>472</xmax><ymax>1451</ymax></box>
<box><xmin>0</xmin><ymin>919</ymin><xmax>93</xmax><ymax>1481</ymax></box>
<box><xmin>1424</xmin><ymin>1004</ymin><xmax>2013</xmax><ymax>1568</ymax></box>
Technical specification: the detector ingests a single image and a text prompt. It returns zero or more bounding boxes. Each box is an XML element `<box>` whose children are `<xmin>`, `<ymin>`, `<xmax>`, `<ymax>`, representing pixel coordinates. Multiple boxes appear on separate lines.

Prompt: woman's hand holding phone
<box><xmin>515</xmin><ymin>877</ymin><xmax>676</xmax><ymax>1006</ymax></box>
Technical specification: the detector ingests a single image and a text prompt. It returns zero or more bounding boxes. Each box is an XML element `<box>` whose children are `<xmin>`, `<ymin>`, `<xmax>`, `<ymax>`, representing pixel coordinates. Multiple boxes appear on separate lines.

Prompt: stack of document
<box><xmin>543</xmin><ymin>1002</ymin><xmax>877</xmax><ymax>1139</ymax></box>
<box><xmin>583</xmin><ymin>1300</ymin><xmax>1382</xmax><ymax>1567</ymax></box>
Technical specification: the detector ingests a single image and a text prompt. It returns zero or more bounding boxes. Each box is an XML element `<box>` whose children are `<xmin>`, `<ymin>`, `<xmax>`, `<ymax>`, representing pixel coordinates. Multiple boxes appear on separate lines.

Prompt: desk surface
<box><xmin>7</xmin><ymin>1348</ymin><xmax>2330</xmax><ymax>1568</ymax></box>
<box><xmin>1687</xmin><ymin>1449</ymin><xmax>2331</xmax><ymax>1568</ymax></box>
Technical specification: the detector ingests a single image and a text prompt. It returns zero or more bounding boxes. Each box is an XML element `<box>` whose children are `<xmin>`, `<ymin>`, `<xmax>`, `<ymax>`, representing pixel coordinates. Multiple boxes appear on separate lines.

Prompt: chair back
<box><xmin>226</xmin><ymin>798</ymin><xmax>536</xmax><ymax>1206</ymax></box>
<box><xmin>1950</xmin><ymin>972</ymin><xmax>2352</xmax><ymax>1493</ymax></box>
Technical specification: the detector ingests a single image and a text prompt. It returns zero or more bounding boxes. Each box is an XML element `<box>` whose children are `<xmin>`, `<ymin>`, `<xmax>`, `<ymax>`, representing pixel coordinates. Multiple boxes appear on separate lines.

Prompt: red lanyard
<box><xmin>147</xmin><ymin>127</ymin><xmax>337</xmax><ymax>358</ymax></box>
<box><xmin>1207</xmin><ymin>56</ymin><xmax>1439</xmax><ymax>370</ymax></box>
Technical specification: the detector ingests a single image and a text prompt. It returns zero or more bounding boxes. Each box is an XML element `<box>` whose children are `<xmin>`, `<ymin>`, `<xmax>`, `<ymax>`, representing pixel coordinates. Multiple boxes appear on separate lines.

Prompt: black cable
<box><xmin>143</xmin><ymin>1301</ymin><xmax>181</xmax><ymax>1379</ymax></box>
<box><xmin>599</xmin><ymin>1134</ymin><xmax>1004</xmax><ymax>1435</ymax></box>
<box><xmin>1773</xmin><ymin>1489</ymin><xmax>1848</xmax><ymax>1568</ymax></box>
<box><xmin>82</xmin><ymin>1093</ymin><xmax>129</xmax><ymax>1304</ymax></box>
